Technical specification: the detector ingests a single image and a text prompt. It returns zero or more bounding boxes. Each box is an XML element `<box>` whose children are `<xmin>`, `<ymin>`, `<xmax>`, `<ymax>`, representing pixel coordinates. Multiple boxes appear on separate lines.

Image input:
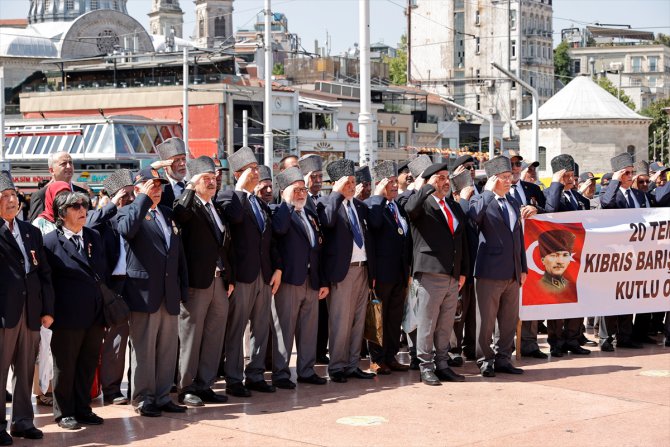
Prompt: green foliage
<box><xmin>385</xmin><ymin>34</ymin><xmax>407</xmax><ymax>86</ymax></box>
<box><xmin>553</xmin><ymin>40</ymin><xmax>571</xmax><ymax>85</ymax></box>
<box><xmin>641</xmin><ymin>98</ymin><xmax>670</xmax><ymax>162</ymax></box>
<box><xmin>596</xmin><ymin>77</ymin><xmax>636</xmax><ymax>110</ymax></box>
<box><xmin>653</xmin><ymin>33</ymin><xmax>670</xmax><ymax>47</ymax></box>
<box><xmin>272</xmin><ymin>63</ymin><xmax>285</xmax><ymax>76</ymax></box>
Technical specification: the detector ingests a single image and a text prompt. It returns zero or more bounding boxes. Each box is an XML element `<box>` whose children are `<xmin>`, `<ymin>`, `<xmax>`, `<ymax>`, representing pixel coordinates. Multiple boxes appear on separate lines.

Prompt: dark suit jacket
<box><xmin>116</xmin><ymin>194</ymin><xmax>188</xmax><ymax>315</ymax></box>
<box><xmin>457</xmin><ymin>197</ymin><xmax>479</xmax><ymax>283</ymax></box>
<box><xmin>0</xmin><ymin>219</ymin><xmax>55</xmax><ymax>331</ymax></box>
<box><xmin>173</xmin><ymin>189</ymin><xmax>234</xmax><ymax>289</ymax></box>
<box><xmin>468</xmin><ymin>191</ymin><xmax>527</xmax><ymax>283</ymax></box>
<box><xmin>601</xmin><ymin>180</ymin><xmax>651</xmax><ymax>209</ymax></box>
<box><xmin>317</xmin><ymin>192</ymin><xmax>375</xmax><ymax>286</ymax></box>
<box><xmin>85</xmin><ymin>202</ymin><xmax>122</xmax><ymax>276</ymax></box>
<box><xmin>159</xmin><ymin>183</ymin><xmax>177</xmax><ymax>209</ymax></box>
<box><xmin>544</xmin><ymin>182</ymin><xmax>590</xmax><ymax>212</ymax></box>
<box><xmin>272</xmin><ymin>202</ymin><xmax>324</xmax><ymax>290</ymax></box>
<box><xmin>27</xmin><ymin>182</ymin><xmax>87</xmax><ymax>224</ymax></box>
<box><xmin>365</xmin><ymin>195</ymin><xmax>412</xmax><ymax>283</ymax></box>
<box><xmin>515</xmin><ymin>180</ymin><xmax>546</xmax><ymax>211</ymax></box>
<box><xmin>43</xmin><ymin>227</ymin><xmax>106</xmax><ymax>330</ymax></box>
<box><xmin>304</xmin><ymin>193</ymin><xmax>320</xmax><ymax>216</ymax></box>
<box><xmin>654</xmin><ymin>182</ymin><xmax>670</xmax><ymax>207</ymax></box>
<box><xmin>216</xmin><ymin>189</ymin><xmax>281</xmax><ymax>284</ymax></box>
<box><xmin>404</xmin><ymin>185</ymin><xmax>469</xmax><ymax>278</ymax></box>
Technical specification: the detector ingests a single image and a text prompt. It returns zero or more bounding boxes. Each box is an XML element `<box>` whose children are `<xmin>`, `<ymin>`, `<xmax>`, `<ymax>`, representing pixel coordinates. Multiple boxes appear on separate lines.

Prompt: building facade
<box><xmin>148</xmin><ymin>0</ymin><xmax>184</xmax><ymax>38</ymax></box>
<box><xmin>193</xmin><ymin>0</ymin><xmax>234</xmax><ymax>48</ymax></box>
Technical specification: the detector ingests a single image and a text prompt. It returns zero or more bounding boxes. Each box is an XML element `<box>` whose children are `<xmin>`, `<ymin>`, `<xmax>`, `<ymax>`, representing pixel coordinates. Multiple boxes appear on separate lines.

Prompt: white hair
<box><xmin>47</xmin><ymin>151</ymin><xmax>69</xmax><ymax>169</ymax></box>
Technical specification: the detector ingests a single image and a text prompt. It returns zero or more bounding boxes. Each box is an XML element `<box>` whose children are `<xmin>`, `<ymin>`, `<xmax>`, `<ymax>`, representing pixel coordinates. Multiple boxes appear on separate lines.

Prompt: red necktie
<box><xmin>439</xmin><ymin>198</ymin><xmax>454</xmax><ymax>234</ymax></box>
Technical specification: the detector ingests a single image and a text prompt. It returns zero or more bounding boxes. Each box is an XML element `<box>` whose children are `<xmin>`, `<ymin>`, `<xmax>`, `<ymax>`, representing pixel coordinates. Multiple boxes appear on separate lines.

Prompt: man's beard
<box><xmin>293</xmin><ymin>197</ymin><xmax>307</xmax><ymax>210</ymax></box>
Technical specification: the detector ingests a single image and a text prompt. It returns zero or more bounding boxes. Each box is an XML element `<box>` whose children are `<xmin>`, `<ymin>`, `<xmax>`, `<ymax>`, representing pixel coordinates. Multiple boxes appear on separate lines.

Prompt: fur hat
<box><xmin>372</xmin><ymin>160</ymin><xmax>397</xmax><ymax>182</ymax></box>
<box><xmin>276</xmin><ymin>167</ymin><xmax>304</xmax><ymax>191</ymax></box>
<box><xmin>408</xmin><ymin>155</ymin><xmax>432</xmax><ymax>178</ymax></box>
<box><xmin>539</xmin><ymin>230</ymin><xmax>576</xmax><ymax>258</ymax></box>
<box><xmin>483</xmin><ymin>156</ymin><xmax>512</xmax><ymax>177</ymax></box>
<box><xmin>326</xmin><ymin>159</ymin><xmax>355</xmax><ymax>182</ymax></box>
<box><xmin>355</xmin><ymin>166</ymin><xmax>372</xmax><ymax>184</ymax></box>
<box><xmin>156</xmin><ymin>137</ymin><xmax>186</xmax><ymax>160</ymax></box>
<box><xmin>0</xmin><ymin>171</ymin><xmax>15</xmax><ymax>192</ymax></box>
<box><xmin>450</xmin><ymin>170</ymin><xmax>473</xmax><ymax>193</ymax></box>
<box><xmin>228</xmin><ymin>147</ymin><xmax>258</xmax><ymax>173</ymax></box>
<box><xmin>258</xmin><ymin>165</ymin><xmax>272</xmax><ymax>182</ymax></box>
<box><xmin>103</xmin><ymin>169</ymin><xmax>134</xmax><ymax>195</ymax></box>
<box><xmin>298</xmin><ymin>154</ymin><xmax>323</xmax><ymax>175</ymax></box>
<box><xmin>634</xmin><ymin>160</ymin><xmax>649</xmax><ymax>176</ymax></box>
<box><xmin>610</xmin><ymin>153</ymin><xmax>634</xmax><ymax>172</ymax></box>
<box><xmin>550</xmin><ymin>154</ymin><xmax>575</xmax><ymax>173</ymax></box>
<box><xmin>187</xmin><ymin>156</ymin><xmax>217</xmax><ymax>177</ymax></box>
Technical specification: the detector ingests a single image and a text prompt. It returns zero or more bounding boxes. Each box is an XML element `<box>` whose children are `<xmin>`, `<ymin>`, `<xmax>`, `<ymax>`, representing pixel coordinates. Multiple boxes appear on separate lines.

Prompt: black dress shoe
<box><xmin>272</xmin><ymin>378</ymin><xmax>296</xmax><ymax>390</ymax></box>
<box><xmin>447</xmin><ymin>356</ymin><xmax>464</xmax><ymax>367</ymax></box>
<box><xmin>297</xmin><ymin>374</ymin><xmax>327</xmax><ymax>385</ymax></box>
<box><xmin>160</xmin><ymin>401</ymin><xmax>187</xmax><ymax>413</ymax></box>
<box><xmin>136</xmin><ymin>404</ymin><xmax>162</xmax><ymax>417</ymax></box>
<box><xmin>226</xmin><ymin>382</ymin><xmax>252</xmax><ymax>397</ymax></box>
<box><xmin>0</xmin><ymin>430</ymin><xmax>12</xmax><ymax>446</ymax></box>
<box><xmin>195</xmin><ymin>388</ymin><xmax>228</xmax><ymax>403</ymax></box>
<box><xmin>435</xmin><ymin>367</ymin><xmax>465</xmax><ymax>382</ymax></box>
<box><xmin>494</xmin><ymin>364</ymin><xmax>524</xmax><ymax>375</ymax></box>
<box><xmin>346</xmin><ymin>368</ymin><xmax>375</xmax><ymax>379</ymax></box>
<box><xmin>550</xmin><ymin>348</ymin><xmax>564</xmax><ymax>358</ymax></box>
<box><xmin>420</xmin><ymin>370</ymin><xmax>442</xmax><ymax>386</ymax></box>
<box><xmin>617</xmin><ymin>340</ymin><xmax>643</xmax><ymax>349</ymax></box>
<box><xmin>329</xmin><ymin>372</ymin><xmax>348</xmax><ymax>383</ymax></box>
<box><xmin>600</xmin><ymin>340</ymin><xmax>615</xmax><ymax>352</ymax></box>
<box><xmin>244</xmin><ymin>380</ymin><xmax>276</xmax><ymax>393</ymax></box>
<box><xmin>522</xmin><ymin>349</ymin><xmax>549</xmax><ymax>359</ymax></box>
<box><xmin>565</xmin><ymin>345</ymin><xmax>591</xmax><ymax>355</ymax></box>
<box><xmin>10</xmin><ymin>427</ymin><xmax>43</xmax><ymax>440</ymax></box>
<box><xmin>57</xmin><ymin>417</ymin><xmax>82</xmax><ymax>430</ymax></box>
<box><xmin>481</xmin><ymin>365</ymin><xmax>496</xmax><ymax>377</ymax></box>
<box><xmin>178</xmin><ymin>393</ymin><xmax>204</xmax><ymax>407</ymax></box>
<box><xmin>76</xmin><ymin>412</ymin><xmax>103</xmax><ymax>425</ymax></box>
<box><xmin>387</xmin><ymin>360</ymin><xmax>410</xmax><ymax>371</ymax></box>
<box><xmin>315</xmin><ymin>355</ymin><xmax>330</xmax><ymax>365</ymax></box>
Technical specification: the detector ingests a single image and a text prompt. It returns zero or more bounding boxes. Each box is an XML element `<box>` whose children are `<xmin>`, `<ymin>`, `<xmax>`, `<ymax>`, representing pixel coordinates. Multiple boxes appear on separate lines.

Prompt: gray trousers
<box><xmin>475</xmin><ymin>277</ymin><xmax>519</xmax><ymax>368</ymax></box>
<box><xmin>178</xmin><ymin>277</ymin><xmax>228</xmax><ymax>393</ymax></box>
<box><xmin>129</xmin><ymin>304</ymin><xmax>178</xmax><ymax>408</ymax></box>
<box><xmin>415</xmin><ymin>272</ymin><xmax>459</xmax><ymax>372</ymax></box>
<box><xmin>520</xmin><ymin>321</ymin><xmax>540</xmax><ymax>355</ymax></box>
<box><xmin>327</xmin><ymin>265</ymin><xmax>368</xmax><ymax>375</ymax></box>
<box><xmin>0</xmin><ymin>310</ymin><xmax>39</xmax><ymax>431</ymax></box>
<box><xmin>224</xmin><ymin>273</ymin><xmax>271</xmax><ymax>384</ymax></box>
<box><xmin>271</xmin><ymin>281</ymin><xmax>319</xmax><ymax>380</ymax></box>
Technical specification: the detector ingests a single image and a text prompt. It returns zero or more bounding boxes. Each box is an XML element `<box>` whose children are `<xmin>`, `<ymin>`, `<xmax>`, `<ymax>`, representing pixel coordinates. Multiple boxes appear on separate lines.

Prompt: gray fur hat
<box><xmin>326</xmin><ymin>159</ymin><xmax>355</xmax><ymax>182</ymax></box>
<box><xmin>408</xmin><ymin>154</ymin><xmax>432</xmax><ymax>178</ymax></box>
<box><xmin>372</xmin><ymin>160</ymin><xmax>397</xmax><ymax>182</ymax></box>
<box><xmin>258</xmin><ymin>165</ymin><xmax>272</xmax><ymax>182</ymax></box>
<box><xmin>229</xmin><ymin>147</ymin><xmax>258</xmax><ymax>172</ymax></box>
<box><xmin>276</xmin><ymin>167</ymin><xmax>304</xmax><ymax>191</ymax></box>
<box><xmin>187</xmin><ymin>156</ymin><xmax>217</xmax><ymax>177</ymax></box>
<box><xmin>483</xmin><ymin>156</ymin><xmax>512</xmax><ymax>177</ymax></box>
<box><xmin>103</xmin><ymin>169</ymin><xmax>134</xmax><ymax>195</ymax></box>
<box><xmin>355</xmin><ymin>166</ymin><xmax>372</xmax><ymax>184</ymax></box>
<box><xmin>550</xmin><ymin>154</ymin><xmax>575</xmax><ymax>173</ymax></box>
<box><xmin>610</xmin><ymin>153</ymin><xmax>634</xmax><ymax>172</ymax></box>
<box><xmin>635</xmin><ymin>160</ymin><xmax>649</xmax><ymax>176</ymax></box>
<box><xmin>156</xmin><ymin>137</ymin><xmax>186</xmax><ymax>160</ymax></box>
<box><xmin>0</xmin><ymin>171</ymin><xmax>15</xmax><ymax>192</ymax></box>
<box><xmin>298</xmin><ymin>154</ymin><xmax>323</xmax><ymax>175</ymax></box>
<box><xmin>450</xmin><ymin>170</ymin><xmax>473</xmax><ymax>193</ymax></box>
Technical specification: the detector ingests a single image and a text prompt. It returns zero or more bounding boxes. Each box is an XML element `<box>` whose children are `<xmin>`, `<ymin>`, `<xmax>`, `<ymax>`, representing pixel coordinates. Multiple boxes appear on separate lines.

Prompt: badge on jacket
<box><xmin>30</xmin><ymin>250</ymin><xmax>38</xmax><ymax>266</ymax></box>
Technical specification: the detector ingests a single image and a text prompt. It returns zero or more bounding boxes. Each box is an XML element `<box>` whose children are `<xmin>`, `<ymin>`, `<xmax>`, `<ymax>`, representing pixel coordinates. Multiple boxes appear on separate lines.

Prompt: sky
<box><xmin>0</xmin><ymin>0</ymin><xmax>669</xmax><ymax>54</ymax></box>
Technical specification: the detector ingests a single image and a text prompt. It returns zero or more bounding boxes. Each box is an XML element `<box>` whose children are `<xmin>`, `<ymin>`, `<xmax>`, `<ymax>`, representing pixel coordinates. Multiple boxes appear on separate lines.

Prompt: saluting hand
<box><xmin>150</xmin><ymin>159</ymin><xmax>174</xmax><ymax>170</ymax></box>
<box><xmin>235</xmin><ymin>167</ymin><xmax>255</xmax><ymax>192</ymax></box>
<box><xmin>460</xmin><ymin>185</ymin><xmax>475</xmax><ymax>200</ymax></box>
<box><xmin>137</xmin><ymin>179</ymin><xmax>155</xmax><ymax>197</ymax></box>
<box><xmin>282</xmin><ymin>184</ymin><xmax>296</xmax><ymax>205</ymax></box>
<box><xmin>552</xmin><ymin>169</ymin><xmax>566</xmax><ymax>184</ymax></box>
<box><xmin>374</xmin><ymin>178</ymin><xmax>389</xmax><ymax>197</ymax></box>
<box><xmin>484</xmin><ymin>174</ymin><xmax>498</xmax><ymax>192</ymax></box>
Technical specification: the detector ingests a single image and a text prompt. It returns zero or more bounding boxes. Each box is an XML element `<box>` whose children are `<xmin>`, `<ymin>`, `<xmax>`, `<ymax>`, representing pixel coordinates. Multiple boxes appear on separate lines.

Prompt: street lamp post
<box><xmin>263</xmin><ymin>0</ymin><xmax>274</xmax><ymax>169</ymax></box>
<box><xmin>358</xmin><ymin>0</ymin><xmax>375</xmax><ymax>166</ymax></box>
<box><xmin>440</xmin><ymin>96</ymin><xmax>495</xmax><ymax>160</ymax></box>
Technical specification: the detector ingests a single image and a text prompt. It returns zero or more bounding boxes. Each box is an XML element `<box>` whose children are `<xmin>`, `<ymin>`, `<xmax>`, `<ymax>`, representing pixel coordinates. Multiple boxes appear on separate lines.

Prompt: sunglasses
<box><xmin>623</xmin><ymin>171</ymin><xmax>633</xmax><ymax>176</ymax></box>
<box><xmin>511</xmin><ymin>162</ymin><xmax>523</xmax><ymax>168</ymax></box>
<box><xmin>463</xmin><ymin>165</ymin><xmax>475</xmax><ymax>171</ymax></box>
<box><xmin>69</xmin><ymin>202</ymin><xmax>89</xmax><ymax>211</ymax></box>
<box><xmin>637</xmin><ymin>180</ymin><xmax>650</xmax><ymax>185</ymax></box>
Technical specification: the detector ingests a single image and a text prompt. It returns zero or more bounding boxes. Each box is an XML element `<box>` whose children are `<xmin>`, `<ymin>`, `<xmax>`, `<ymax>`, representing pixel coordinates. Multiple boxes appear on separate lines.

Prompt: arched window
<box><xmin>627</xmin><ymin>145</ymin><xmax>635</xmax><ymax>162</ymax></box>
<box><xmin>215</xmin><ymin>17</ymin><xmax>226</xmax><ymax>38</ymax></box>
<box><xmin>538</xmin><ymin>146</ymin><xmax>547</xmax><ymax>170</ymax></box>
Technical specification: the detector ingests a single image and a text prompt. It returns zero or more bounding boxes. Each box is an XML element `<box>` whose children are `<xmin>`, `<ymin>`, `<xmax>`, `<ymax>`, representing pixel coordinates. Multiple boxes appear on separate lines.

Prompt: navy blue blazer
<box><xmin>515</xmin><ymin>180</ymin><xmax>546</xmax><ymax>211</ymax></box>
<box><xmin>601</xmin><ymin>180</ymin><xmax>651</xmax><ymax>209</ymax></box>
<box><xmin>85</xmin><ymin>202</ymin><xmax>123</xmax><ymax>278</ymax></box>
<box><xmin>317</xmin><ymin>192</ymin><xmax>375</xmax><ymax>286</ymax></box>
<box><xmin>115</xmin><ymin>194</ymin><xmax>188</xmax><ymax>315</ymax></box>
<box><xmin>654</xmin><ymin>182</ymin><xmax>670</xmax><ymax>207</ymax></box>
<box><xmin>159</xmin><ymin>183</ymin><xmax>177</xmax><ymax>209</ymax></box>
<box><xmin>365</xmin><ymin>195</ymin><xmax>412</xmax><ymax>283</ymax></box>
<box><xmin>457</xmin><ymin>197</ymin><xmax>479</xmax><ymax>283</ymax></box>
<box><xmin>468</xmin><ymin>191</ymin><xmax>527</xmax><ymax>283</ymax></box>
<box><xmin>43</xmin><ymin>226</ymin><xmax>106</xmax><ymax>330</ymax></box>
<box><xmin>544</xmin><ymin>182</ymin><xmax>590</xmax><ymax>212</ymax></box>
<box><xmin>272</xmin><ymin>202</ymin><xmax>324</xmax><ymax>290</ymax></box>
<box><xmin>216</xmin><ymin>189</ymin><xmax>281</xmax><ymax>284</ymax></box>
<box><xmin>0</xmin><ymin>219</ymin><xmax>55</xmax><ymax>331</ymax></box>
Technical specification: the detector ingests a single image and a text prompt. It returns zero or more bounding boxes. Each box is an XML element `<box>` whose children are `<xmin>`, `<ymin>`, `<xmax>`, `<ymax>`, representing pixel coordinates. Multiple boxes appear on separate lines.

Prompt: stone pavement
<box><xmin>11</xmin><ymin>338</ymin><xmax>670</xmax><ymax>446</ymax></box>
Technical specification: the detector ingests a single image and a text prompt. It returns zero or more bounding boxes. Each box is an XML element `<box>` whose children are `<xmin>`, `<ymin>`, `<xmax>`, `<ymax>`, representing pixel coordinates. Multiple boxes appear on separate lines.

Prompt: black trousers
<box><xmin>51</xmin><ymin>324</ymin><xmax>105</xmax><ymax>421</ymax></box>
<box><xmin>547</xmin><ymin>318</ymin><xmax>582</xmax><ymax>349</ymax></box>
<box><xmin>369</xmin><ymin>280</ymin><xmax>407</xmax><ymax>364</ymax></box>
<box><xmin>603</xmin><ymin>314</ymin><xmax>634</xmax><ymax>343</ymax></box>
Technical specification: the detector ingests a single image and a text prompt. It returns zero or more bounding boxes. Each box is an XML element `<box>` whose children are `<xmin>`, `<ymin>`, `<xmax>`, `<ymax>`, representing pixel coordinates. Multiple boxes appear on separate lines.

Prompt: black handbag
<box><xmin>98</xmin><ymin>282</ymin><xmax>130</xmax><ymax>326</ymax></box>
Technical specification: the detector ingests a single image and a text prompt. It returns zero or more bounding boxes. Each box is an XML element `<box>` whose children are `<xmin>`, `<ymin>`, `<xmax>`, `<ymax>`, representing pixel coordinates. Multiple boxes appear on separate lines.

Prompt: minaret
<box><xmin>148</xmin><ymin>0</ymin><xmax>185</xmax><ymax>38</ymax></box>
<box><xmin>193</xmin><ymin>0</ymin><xmax>234</xmax><ymax>48</ymax></box>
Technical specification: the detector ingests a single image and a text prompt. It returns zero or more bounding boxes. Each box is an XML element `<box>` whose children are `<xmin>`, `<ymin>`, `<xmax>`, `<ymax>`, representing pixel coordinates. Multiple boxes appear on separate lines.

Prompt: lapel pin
<box><xmin>30</xmin><ymin>250</ymin><xmax>38</xmax><ymax>266</ymax></box>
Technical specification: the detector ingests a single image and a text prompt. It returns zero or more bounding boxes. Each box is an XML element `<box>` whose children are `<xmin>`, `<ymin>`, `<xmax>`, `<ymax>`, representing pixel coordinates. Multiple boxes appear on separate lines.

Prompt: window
<box><xmin>91</xmin><ymin>0</ymin><xmax>99</xmax><ymax>10</ymax></box>
<box><xmin>199</xmin><ymin>18</ymin><xmax>205</xmax><ymax>37</ymax></box>
<box><xmin>571</xmin><ymin>59</ymin><xmax>581</xmax><ymax>74</ymax></box>
<box><xmin>510</xmin><ymin>99</ymin><xmax>517</xmax><ymax>119</ymax></box>
<box><xmin>476</xmin><ymin>95</ymin><xmax>481</xmax><ymax>112</ymax></box>
<box><xmin>214</xmin><ymin>17</ymin><xmax>226</xmax><ymax>38</ymax></box>
<box><xmin>399</xmin><ymin>131</ymin><xmax>407</xmax><ymax>148</ymax></box>
<box><xmin>511</xmin><ymin>40</ymin><xmax>517</xmax><ymax>59</ymax></box>
<box><xmin>298</xmin><ymin>112</ymin><xmax>333</xmax><ymax>130</ymax></box>
<box><xmin>649</xmin><ymin>56</ymin><xmax>659</xmax><ymax>72</ymax></box>
<box><xmin>631</xmin><ymin>57</ymin><xmax>642</xmax><ymax>73</ymax></box>
<box><xmin>510</xmin><ymin>10</ymin><xmax>517</xmax><ymax>29</ymax></box>
<box><xmin>386</xmin><ymin>131</ymin><xmax>396</xmax><ymax>148</ymax></box>
<box><xmin>475</xmin><ymin>37</ymin><xmax>480</xmax><ymax>54</ymax></box>
<box><xmin>538</xmin><ymin>146</ymin><xmax>547</xmax><ymax>171</ymax></box>
<box><xmin>65</xmin><ymin>0</ymin><xmax>74</xmax><ymax>10</ymax></box>
<box><xmin>627</xmin><ymin>145</ymin><xmax>636</xmax><ymax>162</ymax></box>
<box><xmin>475</xmin><ymin>10</ymin><xmax>481</xmax><ymax>26</ymax></box>
<box><xmin>377</xmin><ymin>130</ymin><xmax>384</xmax><ymax>148</ymax></box>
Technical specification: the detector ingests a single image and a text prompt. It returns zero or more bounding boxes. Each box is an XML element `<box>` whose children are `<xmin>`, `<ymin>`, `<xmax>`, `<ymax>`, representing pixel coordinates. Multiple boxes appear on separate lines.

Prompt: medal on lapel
<box><xmin>30</xmin><ymin>250</ymin><xmax>38</xmax><ymax>266</ymax></box>
<box><xmin>87</xmin><ymin>243</ymin><xmax>92</xmax><ymax>258</ymax></box>
<box><xmin>398</xmin><ymin>227</ymin><xmax>404</xmax><ymax>235</ymax></box>
<box><xmin>145</xmin><ymin>214</ymin><xmax>151</xmax><ymax>221</ymax></box>
<box><xmin>171</xmin><ymin>221</ymin><xmax>179</xmax><ymax>235</ymax></box>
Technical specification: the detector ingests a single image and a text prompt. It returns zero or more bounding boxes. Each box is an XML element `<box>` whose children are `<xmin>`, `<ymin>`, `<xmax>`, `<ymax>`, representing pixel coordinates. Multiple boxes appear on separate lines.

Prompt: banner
<box><xmin>520</xmin><ymin>208</ymin><xmax>670</xmax><ymax>320</ymax></box>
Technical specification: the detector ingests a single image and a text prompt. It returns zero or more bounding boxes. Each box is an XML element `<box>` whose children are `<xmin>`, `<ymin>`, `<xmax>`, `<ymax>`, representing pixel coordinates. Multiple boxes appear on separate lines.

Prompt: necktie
<box><xmin>498</xmin><ymin>198</ymin><xmax>512</xmax><ymax>230</ymax></box>
<box><xmin>625</xmin><ymin>189</ymin><xmax>636</xmax><ymax>208</ymax></box>
<box><xmin>388</xmin><ymin>201</ymin><xmax>404</xmax><ymax>234</ymax></box>
<box><xmin>346</xmin><ymin>202</ymin><xmax>364</xmax><ymax>248</ymax></box>
<box><xmin>438</xmin><ymin>198</ymin><xmax>455</xmax><ymax>234</ymax></box>
<box><xmin>204</xmin><ymin>202</ymin><xmax>224</xmax><ymax>245</ymax></box>
<box><xmin>149</xmin><ymin>209</ymin><xmax>167</xmax><ymax>246</ymax></box>
<box><xmin>566</xmin><ymin>191</ymin><xmax>578</xmax><ymax>210</ymax></box>
<box><xmin>72</xmin><ymin>234</ymin><xmax>84</xmax><ymax>255</ymax></box>
<box><xmin>511</xmin><ymin>184</ymin><xmax>524</xmax><ymax>206</ymax></box>
<box><xmin>176</xmin><ymin>181</ymin><xmax>185</xmax><ymax>195</ymax></box>
<box><xmin>249</xmin><ymin>196</ymin><xmax>265</xmax><ymax>232</ymax></box>
<box><xmin>296</xmin><ymin>209</ymin><xmax>315</xmax><ymax>247</ymax></box>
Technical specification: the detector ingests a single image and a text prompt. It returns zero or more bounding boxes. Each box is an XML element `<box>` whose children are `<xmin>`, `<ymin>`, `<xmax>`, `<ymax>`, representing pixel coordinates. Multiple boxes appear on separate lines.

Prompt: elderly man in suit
<box><xmin>270</xmin><ymin>167</ymin><xmax>329</xmax><ymax>388</ymax></box>
<box><xmin>0</xmin><ymin>172</ymin><xmax>54</xmax><ymax>444</ymax></box>
<box><xmin>255</xmin><ymin>165</ymin><xmax>274</xmax><ymax>205</ymax></box>
<box><xmin>116</xmin><ymin>167</ymin><xmax>189</xmax><ymax>417</ymax></box>
<box><xmin>317</xmin><ymin>159</ymin><xmax>376</xmax><ymax>383</ymax></box>
<box><xmin>469</xmin><ymin>156</ymin><xmax>528</xmax><ymax>377</ymax></box>
<box><xmin>354</xmin><ymin>166</ymin><xmax>372</xmax><ymax>201</ymax></box>
<box><xmin>365</xmin><ymin>161</ymin><xmax>412</xmax><ymax>375</ymax></box>
<box><xmin>153</xmin><ymin>138</ymin><xmax>189</xmax><ymax>208</ymax></box>
<box><xmin>173</xmin><ymin>156</ymin><xmax>234</xmax><ymax>406</ymax></box>
<box><xmin>217</xmin><ymin>147</ymin><xmax>282</xmax><ymax>397</ymax></box>
<box><xmin>404</xmin><ymin>162</ymin><xmax>469</xmax><ymax>385</ymax></box>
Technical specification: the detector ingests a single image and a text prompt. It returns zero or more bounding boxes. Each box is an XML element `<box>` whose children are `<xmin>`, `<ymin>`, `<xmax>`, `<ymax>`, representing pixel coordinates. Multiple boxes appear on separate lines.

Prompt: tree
<box><xmin>641</xmin><ymin>98</ymin><xmax>670</xmax><ymax>162</ymax></box>
<box><xmin>596</xmin><ymin>76</ymin><xmax>636</xmax><ymax>110</ymax></box>
<box><xmin>385</xmin><ymin>34</ymin><xmax>407</xmax><ymax>86</ymax></box>
<box><xmin>272</xmin><ymin>63</ymin><xmax>284</xmax><ymax>76</ymax></box>
<box><xmin>553</xmin><ymin>40</ymin><xmax>571</xmax><ymax>85</ymax></box>
<box><xmin>653</xmin><ymin>33</ymin><xmax>670</xmax><ymax>47</ymax></box>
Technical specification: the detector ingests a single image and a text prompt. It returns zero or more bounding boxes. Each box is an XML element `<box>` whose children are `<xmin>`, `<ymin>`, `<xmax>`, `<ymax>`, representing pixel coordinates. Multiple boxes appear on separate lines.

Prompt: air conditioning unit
<box><xmin>488</xmin><ymin>107</ymin><xmax>497</xmax><ymax>115</ymax></box>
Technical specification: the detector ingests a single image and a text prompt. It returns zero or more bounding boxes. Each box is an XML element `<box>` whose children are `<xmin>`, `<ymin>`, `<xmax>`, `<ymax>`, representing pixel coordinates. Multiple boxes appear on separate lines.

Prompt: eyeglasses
<box><xmin>637</xmin><ymin>180</ymin><xmax>650</xmax><ymax>185</ymax></box>
<box><xmin>511</xmin><ymin>162</ymin><xmax>523</xmax><ymax>168</ymax></box>
<box><xmin>293</xmin><ymin>187</ymin><xmax>308</xmax><ymax>193</ymax></box>
<box><xmin>69</xmin><ymin>202</ymin><xmax>88</xmax><ymax>211</ymax></box>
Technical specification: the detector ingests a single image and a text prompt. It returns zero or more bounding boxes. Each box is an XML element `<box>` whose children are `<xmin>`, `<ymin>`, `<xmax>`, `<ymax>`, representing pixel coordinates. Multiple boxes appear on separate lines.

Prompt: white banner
<box><xmin>520</xmin><ymin>208</ymin><xmax>670</xmax><ymax>320</ymax></box>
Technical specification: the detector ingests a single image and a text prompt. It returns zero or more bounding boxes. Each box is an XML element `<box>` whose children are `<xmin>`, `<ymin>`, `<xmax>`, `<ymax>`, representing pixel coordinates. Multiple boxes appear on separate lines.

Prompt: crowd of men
<box><xmin>1</xmin><ymin>139</ymin><xmax>669</xmax><ymax>445</ymax></box>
